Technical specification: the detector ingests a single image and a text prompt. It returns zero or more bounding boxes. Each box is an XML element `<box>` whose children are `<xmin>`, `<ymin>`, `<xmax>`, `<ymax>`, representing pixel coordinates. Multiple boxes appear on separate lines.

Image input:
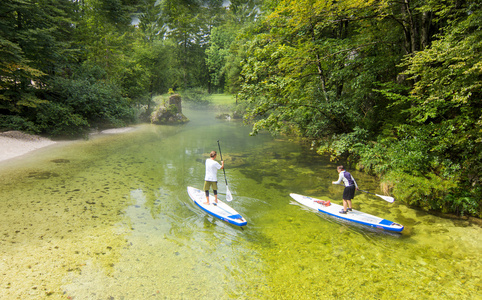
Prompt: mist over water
<box><xmin>0</xmin><ymin>108</ymin><xmax>480</xmax><ymax>299</ymax></box>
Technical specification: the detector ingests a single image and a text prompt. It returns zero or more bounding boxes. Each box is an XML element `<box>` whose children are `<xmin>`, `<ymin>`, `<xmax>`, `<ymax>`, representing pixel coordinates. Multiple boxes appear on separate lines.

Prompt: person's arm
<box><xmin>332</xmin><ymin>172</ymin><xmax>343</xmax><ymax>185</ymax></box>
<box><xmin>220</xmin><ymin>160</ymin><xmax>224</xmax><ymax>169</ymax></box>
<box><xmin>352</xmin><ymin>175</ymin><xmax>359</xmax><ymax>189</ymax></box>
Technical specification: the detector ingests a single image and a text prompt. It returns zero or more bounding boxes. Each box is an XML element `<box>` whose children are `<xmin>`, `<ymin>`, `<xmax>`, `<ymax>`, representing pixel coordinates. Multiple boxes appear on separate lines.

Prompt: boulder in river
<box><xmin>151</xmin><ymin>94</ymin><xmax>189</xmax><ymax>125</ymax></box>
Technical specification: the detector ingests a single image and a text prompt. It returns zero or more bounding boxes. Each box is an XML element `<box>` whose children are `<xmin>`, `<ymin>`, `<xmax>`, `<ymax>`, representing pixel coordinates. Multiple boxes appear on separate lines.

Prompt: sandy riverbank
<box><xmin>0</xmin><ymin>128</ymin><xmax>135</xmax><ymax>163</ymax></box>
<box><xmin>0</xmin><ymin>131</ymin><xmax>57</xmax><ymax>162</ymax></box>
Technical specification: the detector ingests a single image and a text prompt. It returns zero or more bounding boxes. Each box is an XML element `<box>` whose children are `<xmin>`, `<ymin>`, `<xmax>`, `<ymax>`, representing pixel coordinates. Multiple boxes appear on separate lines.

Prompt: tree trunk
<box><xmin>310</xmin><ymin>24</ymin><xmax>329</xmax><ymax>102</ymax></box>
<box><xmin>403</xmin><ymin>0</ymin><xmax>420</xmax><ymax>53</ymax></box>
<box><xmin>420</xmin><ymin>11</ymin><xmax>432</xmax><ymax>50</ymax></box>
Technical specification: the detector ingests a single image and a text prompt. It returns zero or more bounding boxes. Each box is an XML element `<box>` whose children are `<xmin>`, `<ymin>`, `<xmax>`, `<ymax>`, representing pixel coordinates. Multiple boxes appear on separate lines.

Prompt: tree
<box><xmin>231</xmin><ymin>0</ymin><xmax>482</xmax><ymax>216</ymax></box>
<box><xmin>205</xmin><ymin>0</ymin><xmax>261</xmax><ymax>93</ymax></box>
<box><xmin>0</xmin><ymin>0</ymin><xmax>77</xmax><ymax>120</ymax></box>
<box><xmin>375</xmin><ymin>3</ymin><xmax>482</xmax><ymax>215</ymax></box>
<box><xmin>238</xmin><ymin>0</ymin><xmax>399</xmax><ymax>138</ymax></box>
<box><xmin>137</xmin><ymin>0</ymin><xmax>167</xmax><ymax>42</ymax></box>
<box><xmin>205</xmin><ymin>26</ymin><xmax>236</xmax><ymax>92</ymax></box>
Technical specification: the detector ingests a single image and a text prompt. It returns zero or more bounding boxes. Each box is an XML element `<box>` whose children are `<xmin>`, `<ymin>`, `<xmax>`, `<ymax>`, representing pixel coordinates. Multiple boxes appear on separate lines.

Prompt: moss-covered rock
<box><xmin>150</xmin><ymin>94</ymin><xmax>189</xmax><ymax>125</ymax></box>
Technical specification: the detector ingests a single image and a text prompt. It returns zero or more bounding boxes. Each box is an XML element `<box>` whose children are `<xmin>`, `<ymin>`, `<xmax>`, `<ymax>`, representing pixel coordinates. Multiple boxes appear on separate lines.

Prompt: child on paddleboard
<box><xmin>204</xmin><ymin>150</ymin><xmax>224</xmax><ymax>205</ymax></box>
<box><xmin>332</xmin><ymin>165</ymin><xmax>358</xmax><ymax>214</ymax></box>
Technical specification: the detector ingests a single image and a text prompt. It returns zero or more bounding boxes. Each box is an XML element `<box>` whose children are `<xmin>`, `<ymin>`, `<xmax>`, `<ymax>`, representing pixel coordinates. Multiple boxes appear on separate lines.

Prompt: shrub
<box><xmin>316</xmin><ymin>127</ymin><xmax>370</xmax><ymax>162</ymax></box>
<box><xmin>0</xmin><ymin>115</ymin><xmax>40</xmax><ymax>134</ymax></box>
<box><xmin>35</xmin><ymin>102</ymin><xmax>89</xmax><ymax>137</ymax></box>
<box><xmin>382</xmin><ymin>171</ymin><xmax>457</xmax><ymax>211</ymax></box>
<box><xmin>442</xmin><ymin>191</ymin><xmax>480</xmax><ymax>217</ymax></box>
<box><xmin>46</xmin><ymin>77</ymin><xmax>136</xmax><ymax>129</ymax></box>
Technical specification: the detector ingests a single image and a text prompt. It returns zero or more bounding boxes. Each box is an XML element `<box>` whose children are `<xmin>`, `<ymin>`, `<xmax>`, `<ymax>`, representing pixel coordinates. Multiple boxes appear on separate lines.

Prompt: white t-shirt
<box><xmin>205</xmin><ymin>158</ymin><xmax>221</xmax><ymax>181</ymax></box>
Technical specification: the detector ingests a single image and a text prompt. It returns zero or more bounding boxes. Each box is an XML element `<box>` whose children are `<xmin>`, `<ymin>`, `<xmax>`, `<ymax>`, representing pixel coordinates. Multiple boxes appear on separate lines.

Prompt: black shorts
<box><xmin>343</xmin><ymin>185</ymin><xmax>356</xmax><ymax>200</ymax></box>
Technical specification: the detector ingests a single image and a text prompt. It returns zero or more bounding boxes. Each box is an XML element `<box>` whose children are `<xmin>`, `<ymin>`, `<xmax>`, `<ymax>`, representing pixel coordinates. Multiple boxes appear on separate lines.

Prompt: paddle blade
<box><xmin>376</xmin><ymin>194</ymin><xmax>395</xmax><ymax>203</ymax></box>
<box><xmin>226</xmin><ymin>186</ymin><xmax>233</xmax><ymax>201</ymax></box>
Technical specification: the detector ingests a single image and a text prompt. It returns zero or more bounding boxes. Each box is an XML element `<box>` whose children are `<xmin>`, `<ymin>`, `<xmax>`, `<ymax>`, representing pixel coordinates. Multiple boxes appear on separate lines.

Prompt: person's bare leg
<box><xmin>204</xmin><ymin>192</ymin><xmax>210</xmax><ymax>205</ymax></box>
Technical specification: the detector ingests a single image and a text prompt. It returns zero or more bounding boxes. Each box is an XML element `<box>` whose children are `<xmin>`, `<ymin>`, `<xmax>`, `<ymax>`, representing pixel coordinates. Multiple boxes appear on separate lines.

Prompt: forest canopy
<box><xmin>237</xmin><ymin>0</ymin><xmax>481</xmax><ymax>217</ymax></box>
<box><xmin>0</xmin><ymin>0</ymin><xmax>480</xmax><ymax>217</ymax></box>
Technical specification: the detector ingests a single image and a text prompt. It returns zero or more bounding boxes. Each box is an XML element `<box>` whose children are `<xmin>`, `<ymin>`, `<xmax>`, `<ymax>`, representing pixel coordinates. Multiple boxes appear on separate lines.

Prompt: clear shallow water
<box><xmin>0</xmin><ymin>108</ymin><xmax>480</xmax><ymax>299</ymax></box>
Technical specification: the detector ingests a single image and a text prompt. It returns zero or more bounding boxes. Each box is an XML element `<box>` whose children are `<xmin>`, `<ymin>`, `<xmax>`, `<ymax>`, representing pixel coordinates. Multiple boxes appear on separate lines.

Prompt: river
<box><xmin>0</xmin><ymin>107</ymin><xmax>480</xmax><ymax>299</ymax></box>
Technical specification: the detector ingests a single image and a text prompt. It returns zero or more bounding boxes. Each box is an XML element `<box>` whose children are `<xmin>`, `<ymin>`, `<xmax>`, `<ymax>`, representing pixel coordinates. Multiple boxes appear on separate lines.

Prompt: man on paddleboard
<box><xmin>204</xmin><ymin>150</ymin><xmax>224</xmax><ymax>205</ymax></box>
<box><xmin>332</xmin><ymin>165</ymin><xmax>358</xmax><ymax>214</ymax></box>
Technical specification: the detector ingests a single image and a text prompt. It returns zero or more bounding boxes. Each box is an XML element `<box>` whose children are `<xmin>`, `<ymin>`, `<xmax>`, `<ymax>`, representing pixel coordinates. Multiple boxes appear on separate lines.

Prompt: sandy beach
<box><xmin>0</xmin><ymin>131</ymin><xmax>57</xmax><ymax>162</ymax></box>
<box><xmin>0</xmin><ymin>128</ymin><xmax>135</xmax><ymax>163</ymax></box>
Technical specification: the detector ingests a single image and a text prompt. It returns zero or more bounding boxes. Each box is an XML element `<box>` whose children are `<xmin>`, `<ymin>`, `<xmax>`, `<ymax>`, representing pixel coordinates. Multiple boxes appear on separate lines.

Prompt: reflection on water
<box><xmin>0</xmin><ymin>108</ymin><xmax>480</xmax><ymax>299</ymax></box>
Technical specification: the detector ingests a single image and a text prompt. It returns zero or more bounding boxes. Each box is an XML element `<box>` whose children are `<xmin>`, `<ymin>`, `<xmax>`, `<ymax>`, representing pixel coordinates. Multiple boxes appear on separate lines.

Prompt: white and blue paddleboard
<box><xmin>290</xmin><ymin>193</ymin><xmax>404</xmax><ymax>232</ymax></box>
<box><xmin>187</xmin><ymin>186</ymin><xmax>247</xmax><ymax>227</ymax></box>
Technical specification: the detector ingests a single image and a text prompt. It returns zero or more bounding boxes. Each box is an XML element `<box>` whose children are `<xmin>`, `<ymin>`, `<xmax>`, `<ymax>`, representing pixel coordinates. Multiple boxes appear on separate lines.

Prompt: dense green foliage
<box><xmin>0</xmin><ymin>0</ymin><xmax>140</xmax><ymax>136</ymax></box>
<box><xmin>0</xmin><ymin>0</ymin><xmax>480</xmax><ymax>216</ymax></box>
<box><xmin>0</xmin><ymin>0</ymin><xmax>254</xmax><ymax>135</ymax></box>
<box><xmin>235</xmin><ymin>0</ymin><xmax>481</xmax><ymax>217</ymax></box>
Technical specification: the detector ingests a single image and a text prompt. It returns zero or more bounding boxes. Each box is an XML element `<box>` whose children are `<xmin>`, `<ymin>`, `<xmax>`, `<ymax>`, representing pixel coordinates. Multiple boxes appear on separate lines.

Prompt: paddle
<box><xmin>217</xmin><ymin>140</ymin><xmax>233</xmax><ymax>201</ymax></box>
<box><xmin>335</xmin><ymin>183</ymin><xmax>395</xmax><ymax>203</ymax></box>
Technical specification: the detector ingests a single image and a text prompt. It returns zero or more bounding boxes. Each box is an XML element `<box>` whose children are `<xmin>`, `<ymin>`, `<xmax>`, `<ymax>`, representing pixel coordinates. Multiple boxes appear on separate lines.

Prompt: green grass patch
<box><xmin>210</xmin><ymin>94</ymin><xmax>236</xmax><ymax>105</ymax></box>
<box><xmin>155</xmin><ymin>93</ymin><xmax>236</xmax><ymax>107</ymax></box>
